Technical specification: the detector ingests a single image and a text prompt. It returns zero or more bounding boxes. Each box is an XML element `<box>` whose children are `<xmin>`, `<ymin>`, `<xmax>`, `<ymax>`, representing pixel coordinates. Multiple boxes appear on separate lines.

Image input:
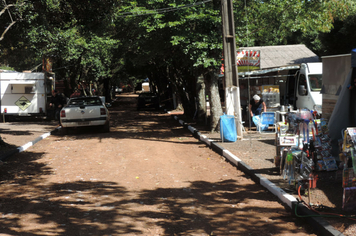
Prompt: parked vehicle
<box><xmin>60</xmin><ymin>96</ymin><xmax>110</xmax><ymax>134</ymax></box>
<box><xmin>115</xmin><ymin>86</ymin><xmax>123</xmax><ymax>94</ymax></box>
<box><xmin>137</xmin><ymin>92</ymin><xmax>160</xmax><ymax>110</ymax></box>
<box><xmin>290</xmin><ymin>62</ymin><xmax>322</xmax><ymax>112</ymax></box>
<box><xmin>0</xmin><ymin>72</ymin><xmax>53</xmax><ymax>119</ymax></box>
<box><xmin>142</xmin><ymin>82</ymin><xmax>150</xmax><ymax>92</ymax></box>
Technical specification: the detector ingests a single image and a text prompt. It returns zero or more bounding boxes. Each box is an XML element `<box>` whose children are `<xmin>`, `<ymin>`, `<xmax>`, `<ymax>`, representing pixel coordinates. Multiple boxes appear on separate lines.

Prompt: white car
<box><xmin>115</xmin><ymin>87</ymin><xmax>123</xmax><ymax>94</ymax></box>
<box><xmin>60</xmin><ymin>96</ymin><xmax>110</xmax><ymax>134</ymax></box>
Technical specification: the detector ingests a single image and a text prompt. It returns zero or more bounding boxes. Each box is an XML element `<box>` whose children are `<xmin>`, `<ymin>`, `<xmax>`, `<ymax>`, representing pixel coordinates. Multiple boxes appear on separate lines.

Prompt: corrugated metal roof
<box><xmin>239</xmin><ymin>44</ymin><xmax>319</xmax><ymax>70</ymax></box>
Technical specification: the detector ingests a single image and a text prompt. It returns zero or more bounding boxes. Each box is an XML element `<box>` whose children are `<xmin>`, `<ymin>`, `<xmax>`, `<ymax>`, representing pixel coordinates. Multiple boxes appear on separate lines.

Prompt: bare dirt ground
<box><xmin>0</xmin><ymin>94</ymin><xmax>318</xmax><ymax>236</ymax></box>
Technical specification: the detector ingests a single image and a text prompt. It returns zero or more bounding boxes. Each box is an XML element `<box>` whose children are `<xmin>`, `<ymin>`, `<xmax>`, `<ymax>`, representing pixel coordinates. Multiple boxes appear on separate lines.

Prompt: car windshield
<box><xmin>68</xmin><ymin>97</ymin><xmax>103</xmax><ymax>106</ymax></box>
<box><xmin>308</xmin><ymin>74</ymin><xmax>322</xmax><ymax>91</ymax></box>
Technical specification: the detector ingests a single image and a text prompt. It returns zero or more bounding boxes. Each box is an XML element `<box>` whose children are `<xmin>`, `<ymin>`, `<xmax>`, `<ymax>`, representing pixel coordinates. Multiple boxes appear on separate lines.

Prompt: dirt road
<box><xmin>0</xmin><ymin>95</ymin><xmax>316</xmax><ymax>235</ymax></box>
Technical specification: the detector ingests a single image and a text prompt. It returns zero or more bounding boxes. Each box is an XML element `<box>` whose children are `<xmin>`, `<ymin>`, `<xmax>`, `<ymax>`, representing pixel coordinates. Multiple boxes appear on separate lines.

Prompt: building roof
<box><xmin>239</xmin><ymin>44</ymin><xmax>320</xmax><ymax>70</ymax></box>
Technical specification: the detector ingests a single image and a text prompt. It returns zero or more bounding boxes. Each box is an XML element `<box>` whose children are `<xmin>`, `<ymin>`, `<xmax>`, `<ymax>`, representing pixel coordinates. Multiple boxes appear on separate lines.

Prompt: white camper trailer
<box><xmin>0</xmin><ymin>72</ymin><xmax>53</xmax><ymax>118</ymax></box>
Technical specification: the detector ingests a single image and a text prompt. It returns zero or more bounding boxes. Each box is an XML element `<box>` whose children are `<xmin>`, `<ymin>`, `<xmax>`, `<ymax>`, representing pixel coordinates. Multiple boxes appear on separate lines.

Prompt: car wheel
<box><xmin>60</xmin><ymin>127</ymin><xmax>68</xmax><ymax>135</ymax></box>
<box><xmin>102</xmin><ymin>122</ymin><xmax>110</xmax><ymax>132</ymax></box>
<box><xmin>5</xmin><ymin>115</ymin><xmax>13</xmax><ymax>122</ymax></box>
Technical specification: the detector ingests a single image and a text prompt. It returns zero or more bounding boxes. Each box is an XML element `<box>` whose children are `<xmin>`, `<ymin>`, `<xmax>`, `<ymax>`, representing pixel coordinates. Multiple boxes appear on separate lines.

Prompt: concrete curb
<box><xmin>173</xmin><ymin>115</ymin><xmax>344</xmax><ymax>236</ymax></box>
<box><xmin>0</xmin><ymin>127</ymin><xmax>60</xmax><ymax>161</ymax></box>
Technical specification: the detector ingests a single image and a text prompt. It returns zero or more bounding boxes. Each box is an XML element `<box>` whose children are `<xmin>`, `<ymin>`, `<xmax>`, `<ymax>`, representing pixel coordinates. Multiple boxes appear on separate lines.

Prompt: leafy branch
<box><xmin>0</xmin><ymin>2</ymin><xmax>25</xmax><ymax>41</ymax></box>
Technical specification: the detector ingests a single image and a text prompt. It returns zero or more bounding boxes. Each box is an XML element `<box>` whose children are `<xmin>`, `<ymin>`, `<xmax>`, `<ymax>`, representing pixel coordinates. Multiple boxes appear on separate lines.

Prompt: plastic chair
<box><xmin>258</xmin><ymin>112</ymin><xmax>276</xmax><ymax>133</ymax></box>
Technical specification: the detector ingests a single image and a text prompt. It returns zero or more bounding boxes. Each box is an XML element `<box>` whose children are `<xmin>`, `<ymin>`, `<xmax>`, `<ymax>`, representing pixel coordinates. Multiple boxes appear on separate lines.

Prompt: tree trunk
<box><xmin>205</xmin><ymin>71</ymin><xmax>223</xmax><ymax>132</ymax></box>
<box><xmin>177</xmin><ymin>87</ymin><xmax>195</xmax><ymax>118</ymax></box>
<box><xmin>169</xmin><ymin>80</ymin><xmax>183</xmax><ymax>111</ymax></box>
<box><xmin>170</xmin><ymin>75</ymin><xmax>195</xmax><ymax>118</ymax></box>
<box><xmin>103</xmin><ymin>78</ymin><xmax>111</xmax><ymax>103</ymax></box>
<box><xmin>195</xmin><ymin>75</ymin><xmax>206</xmax><ymax>122</ymax></box>
<box><xmin>175</xmin><ymin>92</ymin><xmax>184</xmax><ymax>111</ymax></box>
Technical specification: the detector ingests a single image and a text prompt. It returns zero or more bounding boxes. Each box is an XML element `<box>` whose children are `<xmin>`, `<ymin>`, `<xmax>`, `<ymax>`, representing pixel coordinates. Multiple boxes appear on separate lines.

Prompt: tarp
<box><xmin>328</xmin><ymin>68</ymin><xmax>353</xmax><ymax>155</ymax></box>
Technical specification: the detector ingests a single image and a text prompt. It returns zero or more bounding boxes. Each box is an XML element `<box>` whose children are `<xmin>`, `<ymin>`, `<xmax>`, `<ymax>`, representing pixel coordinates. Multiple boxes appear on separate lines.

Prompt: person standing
<box><xmin>249</xmin><ymin>94</ymin><xmax>266</xmax><ymax>117</ymax></box>
<box><xmin>50</xmin><ymin>90</ymin><xmax>66</xmax><ymax>125</ymax></box>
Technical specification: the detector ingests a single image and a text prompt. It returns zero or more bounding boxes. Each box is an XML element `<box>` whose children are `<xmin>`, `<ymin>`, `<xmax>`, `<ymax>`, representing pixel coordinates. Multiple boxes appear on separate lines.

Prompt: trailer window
<box><xmin>308</xmin><ymin>75</ymin><xmax>322</xmax><ymax>91</ymax></box>
<box><xmin>25</xmin><ymin>86</ymin><xmax>36</xmax><ymax>93</ymax></box>
<box><xmin>11</xmin><ymin>84</ymin><xmax>36</xmax><ymax>94</ymax></box>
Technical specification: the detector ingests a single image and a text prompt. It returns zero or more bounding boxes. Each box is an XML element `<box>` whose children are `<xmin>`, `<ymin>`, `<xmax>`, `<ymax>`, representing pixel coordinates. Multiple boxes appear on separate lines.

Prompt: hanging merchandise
<box><xmin>343</xmin><ymin>168</ymin><xmax>356</xmax><ymax>188</ymax></box>
<box><xmin>343</xmin><ymin>187</ymin><xmax>356</xmax><ymax>211</ymax></box>
<box><xmin>283</xmin><ymin>149</ymin><xmax>296</xmax><ymax>185</ymax></box>
<box><xmin>311</xmin><ymin>118</ymin><xmax>338</xmax><ymax>172</ymax></box>
<box><xmin>275</xmin><ymin>110</ymin><xmax>339</xmax><ymax>196</ymax></box>
<box><xmin>276</xmin><ymin>110</ymin><xmax>317</xmax><ymax>185</ymax></box>
<box><xmin>323</xmin><ymin>156</ymin><xmax>338</xmax><ymax>171</ymax></box>
<box><xmin>298</xmin><ymin>144</ymin><xmax>314</xmax><ymax>179</ymax></box>
<box><xmin>340</xmin><ymin>127</ymin><xmax>356</xmax><ymax>211</ymax></box>
<box><xmin>351</xmin><ymin>147</ymin><xmax>356</xmax><ymax>174</ymax></box>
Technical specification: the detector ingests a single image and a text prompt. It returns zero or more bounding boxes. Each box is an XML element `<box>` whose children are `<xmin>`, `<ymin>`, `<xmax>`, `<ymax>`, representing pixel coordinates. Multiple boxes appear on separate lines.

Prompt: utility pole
<box><xmin>221</xmin><ymin>0</ymin><xmax>243</xmax><ymax>138</ymax></box>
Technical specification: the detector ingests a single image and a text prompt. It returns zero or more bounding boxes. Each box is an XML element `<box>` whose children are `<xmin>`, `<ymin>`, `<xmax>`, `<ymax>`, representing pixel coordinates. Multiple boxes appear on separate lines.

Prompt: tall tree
<box><xmin>113</xmin><ymin>0</ymin><xmax>223</xmax><ymax>127</ymax></box>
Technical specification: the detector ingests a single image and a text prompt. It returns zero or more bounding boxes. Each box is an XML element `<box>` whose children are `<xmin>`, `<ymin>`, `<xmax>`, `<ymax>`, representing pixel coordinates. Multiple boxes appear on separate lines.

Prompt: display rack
<box><xmin>275</xmin><ymin>110</ymin><xmax>356</xmax><ymax>211</ymax></box>
<box><xmin>341</xmin><ymin>127</ymin><xmax>356</xmax><ymax>211</ymax></box>
<box><xmin>275</xmin><ymin>110</ymin><xmax>334</xmax><ymax>197</ymax></box>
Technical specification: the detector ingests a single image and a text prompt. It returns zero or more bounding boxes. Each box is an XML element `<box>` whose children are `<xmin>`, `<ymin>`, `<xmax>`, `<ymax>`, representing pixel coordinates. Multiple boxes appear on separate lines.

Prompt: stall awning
<box><xmin>219</xmin><ymin>65</ymin><xmax>300</xmax><ymax>79</ymax></box>
<box><xmin>238</xmin><ymin>65</ymin><xmax>300</xmax><ymax>77</ymax></box>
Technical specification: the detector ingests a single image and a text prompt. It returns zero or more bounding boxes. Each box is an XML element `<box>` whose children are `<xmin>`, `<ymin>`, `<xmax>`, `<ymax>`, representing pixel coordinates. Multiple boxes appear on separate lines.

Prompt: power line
<box><xmin>117</xmin><ymin>0</ymin><xmax>213</xmax><ymax>17</ymax></box>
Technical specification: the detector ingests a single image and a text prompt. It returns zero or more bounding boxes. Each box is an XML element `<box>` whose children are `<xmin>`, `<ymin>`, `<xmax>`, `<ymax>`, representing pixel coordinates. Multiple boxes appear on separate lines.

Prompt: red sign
<box><xmin>237</xmin><ymin>50</ymin><xmax>260</xmax><ymax>69</ymax></box>
<box><xmin>220</xmin><ymin>50</ymin><xmax>260</xmax><ymax>74</ymax></box>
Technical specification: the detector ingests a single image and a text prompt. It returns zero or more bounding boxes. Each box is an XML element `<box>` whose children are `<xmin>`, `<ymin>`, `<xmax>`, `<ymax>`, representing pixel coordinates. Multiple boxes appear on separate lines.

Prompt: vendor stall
<box><xmin>275</xmin><ymin>109</ymin><xmax>356</xmax><ymax>212</ymax></box>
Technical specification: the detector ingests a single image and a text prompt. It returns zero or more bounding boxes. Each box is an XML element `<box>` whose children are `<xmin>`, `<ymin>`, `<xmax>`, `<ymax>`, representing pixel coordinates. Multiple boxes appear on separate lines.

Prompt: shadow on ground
<box><xmin>0</xmin><ymin>150</ymin><xmax>315</xmax><ymax>236</ymax></box>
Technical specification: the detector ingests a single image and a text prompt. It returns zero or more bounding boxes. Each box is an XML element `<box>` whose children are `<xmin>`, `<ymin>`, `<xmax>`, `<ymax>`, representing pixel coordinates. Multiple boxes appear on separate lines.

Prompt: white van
<box><xmin>295</xmin><ymin>62</ymin><xmax>322</xmax><ymax>112</ymax></box>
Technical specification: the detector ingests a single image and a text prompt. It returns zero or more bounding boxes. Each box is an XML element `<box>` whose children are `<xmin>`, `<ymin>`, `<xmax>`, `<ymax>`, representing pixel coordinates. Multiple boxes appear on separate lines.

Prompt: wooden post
<box><xmin>221</xmin><ymin>0</ymin><xmax>242</xmax><ymax>138</ymax></box>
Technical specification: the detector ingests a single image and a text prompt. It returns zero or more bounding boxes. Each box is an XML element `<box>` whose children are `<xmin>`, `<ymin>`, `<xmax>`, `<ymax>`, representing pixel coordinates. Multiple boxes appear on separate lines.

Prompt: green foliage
<box><xmin>318</xmin><ymin>13</ymin><xmax>356</xmax><ymax>56</ymax></box>
<box><xmin>1</xmin><ymin>0</ymin><xmax>121</xmax><ymax>87</ymax></box>
<box><xmin>236</xmin><ymin>0</ymin><xmax>356</xmax><ymax>49</ymax></box>
<box><xmin>1</xmin><ymin>0</ymin><xmax>356</xmax><ymax>101</ymax></box>
<box><xmin>0</xmin><ymin>65</ymin><xmax>15</xmax><ymax>71</ymax></box>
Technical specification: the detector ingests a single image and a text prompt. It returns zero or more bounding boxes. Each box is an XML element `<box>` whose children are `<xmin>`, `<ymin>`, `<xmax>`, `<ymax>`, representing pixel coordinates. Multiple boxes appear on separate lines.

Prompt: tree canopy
<box><xmin>1</xmin><ymin>0</ymin><xmax>356</xmax><ymax>119</ymax></box>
